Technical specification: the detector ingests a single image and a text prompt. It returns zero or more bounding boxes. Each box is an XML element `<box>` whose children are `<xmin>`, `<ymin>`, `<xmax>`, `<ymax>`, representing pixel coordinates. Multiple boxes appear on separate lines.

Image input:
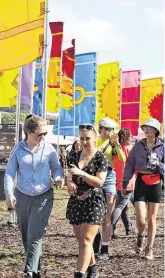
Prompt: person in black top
<box><xmin>66</xmin><ymin>124</ymin><xmax>108</xmax><ymax>278</ymax></box>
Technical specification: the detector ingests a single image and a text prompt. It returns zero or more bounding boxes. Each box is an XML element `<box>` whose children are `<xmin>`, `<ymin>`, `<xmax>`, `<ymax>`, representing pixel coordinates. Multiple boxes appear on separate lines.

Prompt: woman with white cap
<box><xmin>122</xmin><ymin>118</ymin><xmax>164</xmax><ymax>260</ymax></box>
<box><xmin>96</xmin><ymin>118</ymin><xmax>126</xmax><ymax>260</ymax></box>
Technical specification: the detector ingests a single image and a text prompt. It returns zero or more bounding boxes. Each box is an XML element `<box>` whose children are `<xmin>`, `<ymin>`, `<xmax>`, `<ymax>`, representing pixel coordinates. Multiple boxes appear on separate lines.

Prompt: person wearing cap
<box><xmin>122</xmin><ymin>118</ymin><xmax>164</xmax><ymax>260</ymax></box>
<box><xmin>66</xmin><ymin>124</ymin><xmax>108</xmax><ymax>278</ymax></box>
<box><xmin>96</xmin><ymin>118</ymin><xmax>126</xmax><ymax>260</ymax></box>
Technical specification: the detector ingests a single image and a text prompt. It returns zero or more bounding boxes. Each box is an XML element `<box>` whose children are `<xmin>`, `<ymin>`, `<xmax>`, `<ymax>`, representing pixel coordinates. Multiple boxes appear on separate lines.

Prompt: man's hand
<box><xmin>6</xmin><ymin>195</ymin><xmax>16</xmax><ymax>209</ymax></box>
<box><xmin>109</xmin><ymin>133</ymin><xmax>119</xmax><ymax>145</ymax></box>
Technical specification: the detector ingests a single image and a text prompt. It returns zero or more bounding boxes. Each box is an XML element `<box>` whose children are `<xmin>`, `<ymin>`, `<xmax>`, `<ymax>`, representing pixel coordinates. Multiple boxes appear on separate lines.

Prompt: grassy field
<box><xmin>0</xmin><ymin>189</ymin><xmax>164</xmax><ymax>278</ymax></box>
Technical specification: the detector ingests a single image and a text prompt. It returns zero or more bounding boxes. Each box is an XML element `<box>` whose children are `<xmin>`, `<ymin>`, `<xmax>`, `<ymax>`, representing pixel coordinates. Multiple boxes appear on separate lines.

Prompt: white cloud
<box><xmin>48</xmin><ymin>0</ymin><xmax>127</xmax><ymax>54</ymax></box>
<box><xmin>116</xmin><ymin>0</ymin><xmax>136</xmax><ymax>8</ymax></box>
<box><xmin>146</xmin><ymin>8</ymin><xmax>164</xmax><ymax>25</ymax></box>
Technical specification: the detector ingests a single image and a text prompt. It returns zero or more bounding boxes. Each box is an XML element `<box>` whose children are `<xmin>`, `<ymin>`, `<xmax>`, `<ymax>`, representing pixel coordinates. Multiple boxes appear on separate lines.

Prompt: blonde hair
<box><xmin>24</xmin><ymin>114</ymin><xmax>47</xmax><ymax>139</ymax></box>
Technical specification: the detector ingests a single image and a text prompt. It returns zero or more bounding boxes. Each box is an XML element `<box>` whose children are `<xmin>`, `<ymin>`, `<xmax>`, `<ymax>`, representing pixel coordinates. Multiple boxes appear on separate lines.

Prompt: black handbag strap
<box><xmin>102</xmin><ymin>141</ymin><xmax>111</xmax><ymax>153</ymax></box>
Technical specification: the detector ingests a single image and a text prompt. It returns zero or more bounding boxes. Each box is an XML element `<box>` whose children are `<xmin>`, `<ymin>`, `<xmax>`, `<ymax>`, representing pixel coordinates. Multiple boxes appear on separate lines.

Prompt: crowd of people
<box><xmin>3</xmin><ymin>114</ymin><xmax>164</xmax><ymax>278</ymax></box>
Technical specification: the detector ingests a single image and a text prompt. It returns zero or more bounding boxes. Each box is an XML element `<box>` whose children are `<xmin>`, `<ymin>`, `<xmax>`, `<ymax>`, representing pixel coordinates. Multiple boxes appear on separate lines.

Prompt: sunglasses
<box><xmin>143</xmin><ymin>126</ymin><xmax>153</xmax><ymax>131</ymax></box>
<box><xmin>79</xmin><ymin>124</ymin><xmax>95</xmax><ymax>131</ymax></box>
<box><xmin>31</xmin><ymin>130</ymin><xmax>48</xmax><ymax>137</ymax></box>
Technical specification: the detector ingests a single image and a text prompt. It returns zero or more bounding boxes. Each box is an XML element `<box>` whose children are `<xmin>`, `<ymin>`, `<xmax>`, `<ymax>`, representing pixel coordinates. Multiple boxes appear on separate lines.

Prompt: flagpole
<box><xmin>42</xmin><ymin>0</ymin><xmax>49</xmax><ymax>119</ymax></box>
<box><xmin>119</xmin><ymin>61</ymin><xmax>122</xmax><ymax>129</ymax></box>
<box><xmin>94</xmin><ymin>52</ymin><xmax>98</xmax><ymax>128</ymax></box>
<box><xmin>15</xmin><ymin>67</ymin><xmax>22</xmax><ymax>144</ymax></box>
<box><xmin>57</xmin><ymin>38</ymin><xmax>64</xmax><ymax>154</ymax></box>
<box><xmin>73</xmin><ymin>68</ymin><xmax>76</xmax><ymax>139</ymax></box>
<box><xmin>30</xmin><ymin>61</ymin><xmax>36</xmax><ymax>114</ymax></box>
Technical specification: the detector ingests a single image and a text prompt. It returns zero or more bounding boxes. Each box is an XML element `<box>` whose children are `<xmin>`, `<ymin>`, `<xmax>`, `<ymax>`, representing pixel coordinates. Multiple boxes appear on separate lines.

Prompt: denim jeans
<box><xmin>15</xmin><ymin>188</ymin><xmax>53</xmax><ymax>274</ymax></box>
<box><xmin>111</xmin><ymin>190</ymin><xmax>133</xmax><ymax>231</ymax></box>
<box><xmin>103</xmin><ymin>170</ymin><xmax>116</xmax><ymax>195</ymax></box>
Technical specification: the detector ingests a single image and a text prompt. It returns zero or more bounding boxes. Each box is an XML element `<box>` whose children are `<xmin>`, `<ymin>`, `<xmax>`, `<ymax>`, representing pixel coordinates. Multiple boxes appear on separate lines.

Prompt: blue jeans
<box><xmin>103</xmin><ymin>170</ymin><xmax>116</xmax><ymax>195</ymax></box>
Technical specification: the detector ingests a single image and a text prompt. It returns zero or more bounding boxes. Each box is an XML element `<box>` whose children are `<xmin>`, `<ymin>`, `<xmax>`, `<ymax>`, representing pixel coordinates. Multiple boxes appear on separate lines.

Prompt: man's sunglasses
<box><xmin>31</xmin><ymin>130</ymin><xmax>48</xmax><ymax>137</ymax></box>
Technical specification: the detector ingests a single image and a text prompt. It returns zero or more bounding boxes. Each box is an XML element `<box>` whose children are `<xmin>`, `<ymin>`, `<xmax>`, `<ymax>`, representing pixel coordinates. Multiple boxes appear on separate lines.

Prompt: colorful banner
<box><xmin>46</xmin><ymin>22</ymin><xmax>64</xmax><ymax>112</ymax></box>
<box><xmin>21</xmin><ymin>62</ymin><xmax>35</xmax><ymax>112</ymax></box>
<box><xmin>53</xmin><ymin>52</ymin><xmax>97</xmax><ymax>136</ymax></box>
<box><xmin>33</xmin><ymin>58</ymin><xmax>43</xmax><ymax>116</ymax></box>
<box><xmin>121</xmin><ymin>70</ymin><xmax>141</xmax><ymax>136</ymax></box>
<box><xmin>140</xmin><ymin>78</ymin><xmax>163</xmax><ymax>127</ymax></box>
<box><xmin>0</xmin><ymin>69</ymin><xmax>18</xmax><ymax>107</ymax></box>
<box><xmin>61</xmin><ymin>39</ymin><xmax>75</xmax><ymax>110</ymax></box>
<box><xmin>0</xmin><ymin>0</ymin><xmax>45</xmax><ymax>71</ymax></box>
<box><xmin>96</xmin><ymin>62</ymin><xmax>121</xmax><ymax>125</ymax></box>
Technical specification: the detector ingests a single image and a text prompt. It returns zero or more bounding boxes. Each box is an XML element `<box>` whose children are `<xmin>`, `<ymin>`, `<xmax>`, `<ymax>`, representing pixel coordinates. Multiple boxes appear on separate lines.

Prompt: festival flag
<box><xmin>96</xmin><ymin>62</ymin><xmax>121</xmax><ymax>125</ymax></box>
<box><xmin>0</xmin><ymin>69</ymin><xmax>18</xmax><ymax>107</ymax></box>
<box><xmin>140</xmin><ymin>78</ymin><xmax>163</xmax><ymax>127</ymax></box>
<box><xmin>53</xmin><ymin>52</ymin><xmax>97</xmax><ymax>136</ymax></box>
<box><xmin>121</xmin><ymin>70</ymin><xmax>141</xmax><ymax>135</ymax></box>
<box><xmin>46</xmin><ymin>22</ymin><xmax>64</xmax><ymax>112</ymax></box>
<box><xmin>61</xmin><ymin>39</ymin><xmax>75</xmax><ymax>110</ymax></box>
<box><xmin>0</xmin><ymin>0</ymin><xmax>45</xmax><ymax>71</ymax></box>
<box><xmin>33</xmin><ymin>57</ymin><xmax>43</xmax><ymax>116</ymax></box>
<box><xmin>20</xmin><ymin>62</ymin><xmax>36</xmax><ymax>112</ymax></box>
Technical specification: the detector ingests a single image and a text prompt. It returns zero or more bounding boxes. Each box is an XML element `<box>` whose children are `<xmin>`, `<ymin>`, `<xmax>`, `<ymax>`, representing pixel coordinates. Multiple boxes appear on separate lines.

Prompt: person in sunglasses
<box><xmin>66</xmin><ymin>124</ymin><xmax>108</xmax><ymax>278</ymax></box>
<box><xmin>4</xmin><ymin>114</ymin><xmax>62</xmax><ymax>278</ymax></box>
<box><xmin>96</xmin><ymin>118</ymin><xmax>126</xmax><ymax>260</ymax></box>
<box><xmin>122</xmin><ymin>118</ymin><xmax>164</xmax><ymax>260</ymax></box>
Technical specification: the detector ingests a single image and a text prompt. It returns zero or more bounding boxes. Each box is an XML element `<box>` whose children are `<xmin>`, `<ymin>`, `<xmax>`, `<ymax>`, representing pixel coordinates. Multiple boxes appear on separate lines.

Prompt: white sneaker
<box><xmin>97</xmin><ymin>252</ymin><xmax>109</xmax><ymax>261</ymax></box>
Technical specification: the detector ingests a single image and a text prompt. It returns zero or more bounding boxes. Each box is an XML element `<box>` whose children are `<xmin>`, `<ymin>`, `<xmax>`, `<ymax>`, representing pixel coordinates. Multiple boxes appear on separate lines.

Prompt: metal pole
<box><xmin>138</xmin><ymin>70</ymin><xmax>142</xmax><ymax>132</ymax></box>
<box><xmin>57</xmin><ymin>37</ymin><xmax>64</xmax><ymax>154</ymax></box>
<box><xmin>15</xmin><ymin>67</ymin><xmax>22</xmax><ymax>144</ymax></box>
<box><xmin>30</xmin><ymin>61</ymin><xmax>36</xmax><ymax>114</ymax></box>
<box><xmin>42</xmin><ymin>0</ymin><xmax>49</xmax><ymax>119</ymax></box>
<box><xmin>94</xmin><ymin>52</ymin><xmax>98</xmax><ymax>128</ymax></box>
<box><xmin>119</xmin><ymin>61</ymin><xmax>122</xmax><ymax>129</ymax></box>
<box><xmin>73</xmin><ymin>68</ymin><xmax>76</xmax><ymax>139</ymax></box>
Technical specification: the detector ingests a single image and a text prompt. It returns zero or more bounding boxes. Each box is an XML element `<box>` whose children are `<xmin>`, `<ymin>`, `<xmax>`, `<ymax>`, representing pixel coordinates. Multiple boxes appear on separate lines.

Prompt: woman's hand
<box><xmin>67</xmin><ymin>182</ymin><xmax>77</xmax><ymax>195</ymax></box>
<box><xmin>68</xmin><ymin>164</ymin><xmax>83</xmax><ymax>176</ymax></box>
<box><xmin>6</xmin><ymin>195</ymin><xmax>16</xmax><ymax>209</ymax></box>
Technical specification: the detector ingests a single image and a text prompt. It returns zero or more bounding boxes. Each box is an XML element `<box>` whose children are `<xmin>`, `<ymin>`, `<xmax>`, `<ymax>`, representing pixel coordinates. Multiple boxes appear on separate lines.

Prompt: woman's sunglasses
<box><xmin>31</xmin><ymin>130</ymin><xmax>48</xmax><ymax>137</ymax></box>
<box><xmin>79</xmin><ymin>124</ymin><xmax>95</xmax><ymax>131</ymax></box>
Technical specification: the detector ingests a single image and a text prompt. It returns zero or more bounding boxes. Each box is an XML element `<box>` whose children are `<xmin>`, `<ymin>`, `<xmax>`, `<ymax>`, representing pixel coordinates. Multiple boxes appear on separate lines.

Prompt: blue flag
<box><xmin>53</xmin><ymin>52</ymin><xmax>97</xmax><ymax>136</ymax></box>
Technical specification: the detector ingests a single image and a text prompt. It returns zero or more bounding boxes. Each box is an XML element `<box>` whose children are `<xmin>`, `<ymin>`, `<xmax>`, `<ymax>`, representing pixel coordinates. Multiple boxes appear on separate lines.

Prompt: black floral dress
<box><xmin>66</xmin><ymin>150</ymin><xmax>108</xmax><ymax>225</ymax></box>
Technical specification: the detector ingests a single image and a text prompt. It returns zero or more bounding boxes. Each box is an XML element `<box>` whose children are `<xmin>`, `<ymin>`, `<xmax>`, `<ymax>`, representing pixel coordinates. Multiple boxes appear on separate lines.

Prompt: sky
<box><xmin>49</xmin><ymin>0</ymin><xmax>164</xmax><ymax>79</ymax></box>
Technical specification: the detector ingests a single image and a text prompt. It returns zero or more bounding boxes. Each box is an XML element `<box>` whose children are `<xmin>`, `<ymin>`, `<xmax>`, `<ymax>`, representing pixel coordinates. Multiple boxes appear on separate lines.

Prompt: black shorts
<box><xmin>66</xmin><ymin>188</ymin><xmax>107</xmax><ymax>225</ymax></box>
<box><xmin>134</xmin><ymin>173</ymin><xmax>162</xmax><ymax>203</ymax></box>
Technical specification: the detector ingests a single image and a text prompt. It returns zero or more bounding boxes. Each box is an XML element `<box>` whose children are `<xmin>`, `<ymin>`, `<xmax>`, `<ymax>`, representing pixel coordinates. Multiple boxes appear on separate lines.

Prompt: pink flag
<box><xmin>121</xmin><ymin>70</ymin><xmax>141</xmax><ymax>136</ymax></box>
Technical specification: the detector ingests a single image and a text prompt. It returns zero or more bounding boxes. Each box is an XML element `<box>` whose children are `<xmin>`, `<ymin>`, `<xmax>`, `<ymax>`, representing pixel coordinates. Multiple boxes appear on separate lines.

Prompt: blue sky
<box><xmin>49</xmin><ymin>0</ymin><xmax>164</xmax><ymax>79</ymax></box>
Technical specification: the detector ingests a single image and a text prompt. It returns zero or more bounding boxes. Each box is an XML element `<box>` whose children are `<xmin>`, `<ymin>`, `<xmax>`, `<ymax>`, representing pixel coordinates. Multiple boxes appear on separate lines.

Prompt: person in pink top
<box><xmin>111</xmin><ymin>128</ymin><xmax>135</xmax><ymax>237</ymax></box>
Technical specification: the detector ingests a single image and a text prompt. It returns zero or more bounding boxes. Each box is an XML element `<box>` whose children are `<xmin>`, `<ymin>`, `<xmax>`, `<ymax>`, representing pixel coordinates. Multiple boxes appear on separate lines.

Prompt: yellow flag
<box><xmin>0</xmin><ymin>69</ymin><xmax>18</xmax><ymax>107</ymax></box>
<box><xmin>96</xmin><ymin>62</ymin><xmax>121</xmax><ymax>124</ymax></box>
<box><xmin>0</xmin><ymin>0</ymin><xmax>45</xmax><ymax>71</ymax></box>
<box><xmin>140</xmin><ymin>78</ymin><xmax>163</xmax><ymax>125</ymax></box>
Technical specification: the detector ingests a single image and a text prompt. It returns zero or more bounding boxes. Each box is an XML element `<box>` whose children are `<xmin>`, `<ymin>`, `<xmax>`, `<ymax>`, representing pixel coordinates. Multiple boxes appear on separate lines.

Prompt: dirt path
<box><xmin>0</xmin><ymin>190</ymin><xmax>164</xmax><ymax>278</ymax></box>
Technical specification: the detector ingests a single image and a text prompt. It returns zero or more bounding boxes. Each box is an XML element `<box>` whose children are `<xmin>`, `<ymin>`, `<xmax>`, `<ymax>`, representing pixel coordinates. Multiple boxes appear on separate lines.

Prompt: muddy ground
<box><xmin>0</xmin><ymin>189</ymin><xmax>164</xmax><ymax>278</ymax></box>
